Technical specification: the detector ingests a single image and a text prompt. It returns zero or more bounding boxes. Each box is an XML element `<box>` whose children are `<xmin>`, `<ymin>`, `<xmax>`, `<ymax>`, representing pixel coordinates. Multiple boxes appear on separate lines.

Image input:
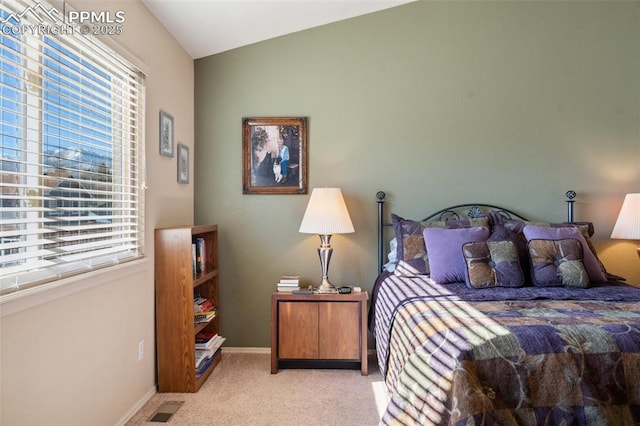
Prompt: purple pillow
<box><xmin>391</xmin><ymin>214</ymin><xmax>489</xmax><ymax>276</ymax></box>
<box><xmin>423</xmin><ymin>226</ymin><xmax>490</xmax><ymax>283</ymax></box>
<box><xmin>522</xmin><ymin>225</ymin><xmax>608</xmax><ymax>283</ymax></box>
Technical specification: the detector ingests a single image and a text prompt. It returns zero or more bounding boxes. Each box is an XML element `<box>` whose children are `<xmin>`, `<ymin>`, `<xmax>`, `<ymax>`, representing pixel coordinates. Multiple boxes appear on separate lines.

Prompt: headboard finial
<box><xmin>377</xmin><ymin>191</ymin><xmax>386</xmax><ymax>272</ymax></box>
<box><xmin>565</xmin><ymin>190</ymin><xmax>577</xmax><ymax>222</ymax></box>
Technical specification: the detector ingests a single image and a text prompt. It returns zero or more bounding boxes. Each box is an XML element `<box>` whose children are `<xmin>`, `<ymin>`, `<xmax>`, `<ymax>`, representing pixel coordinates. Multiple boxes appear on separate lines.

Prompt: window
<box><xmin>0</xmin><ymin>0</ymin><xmax>145</xmax><ymax>297</ymax></box>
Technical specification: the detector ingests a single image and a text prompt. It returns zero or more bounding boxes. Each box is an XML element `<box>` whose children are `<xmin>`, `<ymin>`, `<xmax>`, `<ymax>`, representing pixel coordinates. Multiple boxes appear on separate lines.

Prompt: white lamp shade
<box><xmin>611</xmin><ymin>193</ymin><xmax>640</xmax><ymax>240</ymax></box>
<box><xmin>299</xmin><ymin>188</ymin><xmax>355</xmax><ymax>235</ymax></box>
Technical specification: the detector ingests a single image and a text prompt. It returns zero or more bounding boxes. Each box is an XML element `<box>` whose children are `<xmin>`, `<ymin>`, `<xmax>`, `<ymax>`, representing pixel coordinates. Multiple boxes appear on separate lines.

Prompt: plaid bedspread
<box><xmin>370</xmin><ymin>272</ymin><xmax>640</xmax><ymax>425</ymax></box>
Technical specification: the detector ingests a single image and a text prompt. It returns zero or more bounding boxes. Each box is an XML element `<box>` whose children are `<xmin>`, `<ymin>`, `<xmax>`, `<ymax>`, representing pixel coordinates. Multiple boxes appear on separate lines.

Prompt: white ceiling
<box><xmin>141</xmin><ymin>0</ymin><xmax>415</xmax><ymax>59</ymax></box>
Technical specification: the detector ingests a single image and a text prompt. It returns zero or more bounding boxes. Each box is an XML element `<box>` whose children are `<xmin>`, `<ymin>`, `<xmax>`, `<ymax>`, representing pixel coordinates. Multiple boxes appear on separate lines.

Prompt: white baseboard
<box><xmin>116</xmin><ymin>384</ymin><xmax>157</xmax><ymax>426</ymax></box>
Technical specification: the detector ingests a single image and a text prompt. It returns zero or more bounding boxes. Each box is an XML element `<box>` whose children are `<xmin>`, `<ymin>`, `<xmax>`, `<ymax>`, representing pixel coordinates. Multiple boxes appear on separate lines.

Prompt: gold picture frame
<box><xmin>242</xmin><ymin>117</ymin><xmax>308</xmax><ymax>194</ymax></box>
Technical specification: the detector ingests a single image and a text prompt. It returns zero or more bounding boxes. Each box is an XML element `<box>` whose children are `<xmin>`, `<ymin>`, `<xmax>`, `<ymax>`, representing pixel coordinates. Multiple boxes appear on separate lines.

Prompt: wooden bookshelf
<box><xmin>155</xmin><ymin>225</ymin><xmax>221</xmax><ymax>392</ymax></box>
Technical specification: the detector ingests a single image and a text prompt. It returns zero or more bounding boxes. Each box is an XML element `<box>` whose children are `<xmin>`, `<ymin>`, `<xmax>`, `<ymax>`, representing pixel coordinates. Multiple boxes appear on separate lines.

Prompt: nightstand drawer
<box><xmin>278</xmin><ymin>301</ymin><xmax>319</xmax><ymax>358</ymax></box>
<box><xmin>318</xmin><ymin>301</ymin><xmax>360</xmax><ymax>359</ymax></box>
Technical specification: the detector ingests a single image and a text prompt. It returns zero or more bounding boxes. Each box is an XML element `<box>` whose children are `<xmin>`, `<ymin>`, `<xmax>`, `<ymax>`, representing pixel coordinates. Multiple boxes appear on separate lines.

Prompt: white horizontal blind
<box><xmin>0</xmin><ymin>0</ymin><xmax>145</xmax><ymax>296</ymax></box>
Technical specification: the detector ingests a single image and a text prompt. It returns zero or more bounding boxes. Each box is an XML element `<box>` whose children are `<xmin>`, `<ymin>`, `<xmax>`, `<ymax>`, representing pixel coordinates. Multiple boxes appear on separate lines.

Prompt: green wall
<box><xmin>195</xmin><ymin>1</ymin><xmax>640</xmax><ymax>347</ymax></box>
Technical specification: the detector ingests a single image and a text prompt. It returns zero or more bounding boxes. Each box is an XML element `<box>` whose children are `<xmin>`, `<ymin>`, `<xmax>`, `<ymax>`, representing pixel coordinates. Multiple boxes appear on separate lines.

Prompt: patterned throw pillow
<box><xmin>462</xmin><ymin>240</ymin><xmax>525</xmax><ymax>288</ymax></box>
<box><xmin>522</xmin><ymin>225</ymin><xmax>607</xmax><ymax>283</ymax></box>
<box><xmin>392</xmin><ymin>214</ymin><xmax>489</xmax><ymax>277</ymax></box>
<box><xmin>487</xmin><ymin>213</ymin><xmax>608</xmax><ymax>285</ymax></box>
<box><xmin>527</xmin><ymin>238</ymin><xmax>590</xmax><ymax>288</ymax></box>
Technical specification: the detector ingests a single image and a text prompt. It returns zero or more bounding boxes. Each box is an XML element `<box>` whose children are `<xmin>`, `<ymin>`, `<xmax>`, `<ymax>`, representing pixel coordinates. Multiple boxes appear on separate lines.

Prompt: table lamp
<box><xmin>611</xmin><ymin>193</ymin><xmax>640</xmax><ymax>259</ymax></box>
<box><xmin>299</xmin><ymin>188</ymin><xmax>355</xmax><ymax>293</ymax></box>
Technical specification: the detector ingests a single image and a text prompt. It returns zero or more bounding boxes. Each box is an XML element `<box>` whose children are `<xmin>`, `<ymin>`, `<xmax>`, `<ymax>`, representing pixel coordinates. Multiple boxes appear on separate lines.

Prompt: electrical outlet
<box><xmin>138</xmin><ymin>339</ymin><xmax>144</xmax><ymax>361</ymax></box>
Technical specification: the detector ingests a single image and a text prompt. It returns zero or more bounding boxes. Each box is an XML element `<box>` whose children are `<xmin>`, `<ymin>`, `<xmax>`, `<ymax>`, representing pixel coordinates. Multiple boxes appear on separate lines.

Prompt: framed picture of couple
<box><xmin>242</xmin><ymin>117</ymin><xmax>308</xmax><ymax>195</ymax></box>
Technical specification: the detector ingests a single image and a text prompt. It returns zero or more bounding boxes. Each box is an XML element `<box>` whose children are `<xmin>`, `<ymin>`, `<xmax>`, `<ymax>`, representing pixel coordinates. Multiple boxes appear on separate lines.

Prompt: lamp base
<box><xmin>316</xmin><ymin>278</ymin><xmax>338</xmax><ymax>294</ymax></box>
<box><xmin>316</xmin><ymin>235</ymin><xmax>338</xmax><ymax>293</ymax></box>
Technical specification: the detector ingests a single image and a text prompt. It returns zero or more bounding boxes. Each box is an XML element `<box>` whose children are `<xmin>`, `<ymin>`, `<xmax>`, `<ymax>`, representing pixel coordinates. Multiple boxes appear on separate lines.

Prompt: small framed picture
<box><xmin>242</xmin><ymin>117</ymin><xmax>308</xmax><ymax>195</ymax></box>
<box><xmin>159</xmin><ymin>110</ymin><xmax>174</xmax><ymax>157</ymax></box>
<box><xmin>177</xmin><ymin>143</ymin><xmax>189</xmax><ymax>184</ymax></box>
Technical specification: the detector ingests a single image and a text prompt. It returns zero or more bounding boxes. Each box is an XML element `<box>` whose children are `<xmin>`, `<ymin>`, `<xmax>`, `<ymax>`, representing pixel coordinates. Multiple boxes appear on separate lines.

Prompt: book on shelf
<box><xmin>197</xmin><ymin>237</ymin><xmax>206</xmax><ymax>272</ymax></box>
<box><xmin>195</xmin><ymin>331</ymin><xmax>217</xmax><ymax>343</ymax></box>
<box><xmin>192</xmin><ymin>243</ymin><xmax>197</xmax><ymax>273</ymax></box>
<box><xmin>195</xmin><ymin>334</ymin><xmax>226</xmax><ymax>351</ymax></box>
<box><xmin>195</xmin><ymin>349</ymin><xmax>218</xmax><ymax>377</ymax></box>
<box><xmin>192</xmin><ymin>237</ymin><xmax>206</xmax><ymax>274</ymax></box>
<box><xmin>195</xmin><ymin>348</ymin><xmax>213</xmax><ymax>370</ymax></box>
<box><xmin>194</xmin><ymin>296</ymin><xmax>217</xmax><ymax>323</ymax></box>
<box><xmin>194</xmin><ymin>300</ymin><xmax>214</xmax><ymax>313</ymax></box>
<box><xmin>194</xmin><ymin>310</ymin><xmax>216</xmax><ymax>324</ymax></box>
<box><xmin>194</xmin><ymin>295</ymin><xmax>208</xmax><ymax>305</ymax></box>
<box><xmin>195</xmin><ymin>332</ymin><xmax>218</xmax><ymax>349</ymax></box>
<box><xmin>194</xmin><ymin>336</ymin><xmax>226</xmax><ymax>376</ymax></box>
<box><xmin>194</xmin><ymin>296</ymin><xmax>216</xmax><ymax>312</ymax></box>
<box><xmin>196</xmin><ymin>355</ymin><xmax>213</xmax><ymax>377</ymax></box>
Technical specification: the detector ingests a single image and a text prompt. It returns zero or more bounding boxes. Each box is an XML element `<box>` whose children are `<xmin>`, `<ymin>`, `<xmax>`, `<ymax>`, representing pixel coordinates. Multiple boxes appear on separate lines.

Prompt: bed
<box><xmin>369</xmin><ymin>191</ymin><xmax>640</xmax><ymax>425</ymax></box>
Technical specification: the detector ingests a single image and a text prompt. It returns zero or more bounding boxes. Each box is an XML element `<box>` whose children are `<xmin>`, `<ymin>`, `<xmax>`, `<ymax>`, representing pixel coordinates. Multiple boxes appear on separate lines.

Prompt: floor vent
<box><xmin>148</xmin><ymin>401</ymin><xmax>184</xmax><ymax>422</ymax></box>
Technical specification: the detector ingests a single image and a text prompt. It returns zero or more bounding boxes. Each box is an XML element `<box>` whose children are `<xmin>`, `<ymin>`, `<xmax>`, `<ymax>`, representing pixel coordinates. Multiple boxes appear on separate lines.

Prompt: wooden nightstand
<box><xmin>271</xmin><ymin>291</ymin><xmax>368</xmax><ymax>375</ymax></box>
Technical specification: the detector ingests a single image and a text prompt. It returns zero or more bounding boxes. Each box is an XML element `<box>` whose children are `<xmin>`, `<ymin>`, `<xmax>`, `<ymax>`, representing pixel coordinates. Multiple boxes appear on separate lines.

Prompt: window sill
<box><xmin>0</xmin><ymin>257</ymin><xmax>150</xmax><ymax>318</ymax></box>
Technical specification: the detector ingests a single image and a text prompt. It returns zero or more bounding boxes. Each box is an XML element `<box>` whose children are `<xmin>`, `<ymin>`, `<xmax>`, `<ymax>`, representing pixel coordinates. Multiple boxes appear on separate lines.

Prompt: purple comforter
<box><xmin>370</xmin><ymin>272</ymin><xmax>640</xmax><ymax>425</ymax></box>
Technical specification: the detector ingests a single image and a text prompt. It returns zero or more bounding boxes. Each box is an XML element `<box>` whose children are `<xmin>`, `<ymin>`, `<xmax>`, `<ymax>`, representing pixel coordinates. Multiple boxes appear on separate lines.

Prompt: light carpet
<box><xmin>126</xmin><ymin>351</ymin><xmax>387</xmax><ymax>425</ymax></box>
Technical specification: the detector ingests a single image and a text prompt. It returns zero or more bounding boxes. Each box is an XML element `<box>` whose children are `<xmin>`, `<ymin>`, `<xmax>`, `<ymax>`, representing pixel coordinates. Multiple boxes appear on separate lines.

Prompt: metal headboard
<box><xmin>376</xmin><ymin>190</ymin><xmax>577</xmax><ymax>273</ymax></box>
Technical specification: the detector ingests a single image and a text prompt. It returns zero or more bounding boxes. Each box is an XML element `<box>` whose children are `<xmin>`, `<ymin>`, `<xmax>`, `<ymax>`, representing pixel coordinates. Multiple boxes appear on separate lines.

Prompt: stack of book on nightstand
<box><xmin>276</xmin><ymin>275</ymin><xmax>300</xmax><ymax>292</ymax></box>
